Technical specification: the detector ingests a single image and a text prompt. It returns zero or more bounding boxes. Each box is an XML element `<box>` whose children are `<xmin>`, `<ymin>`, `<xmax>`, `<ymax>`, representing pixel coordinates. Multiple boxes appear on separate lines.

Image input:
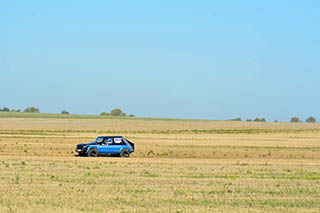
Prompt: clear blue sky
<box><xmin>1</xmin><ymin>1</ymin><xmax>319</xmax><ymax>121</ymax></box>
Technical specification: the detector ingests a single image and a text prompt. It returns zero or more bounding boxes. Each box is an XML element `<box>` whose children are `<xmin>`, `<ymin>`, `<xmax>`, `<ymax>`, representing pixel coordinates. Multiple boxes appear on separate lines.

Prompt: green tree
<box><xmin>305</xmin><ymin>116</ymin><xmax>316</xmax><ymax>123</ymax></box>
<box><xmin>24</xmin><ymin>107</ymin><xmax>40</xmax><ymax>113</ymax></box>
<box><xmin>61</xmin><ymin>110</ymin><xmax>69</xmax><ymax>115</ymax></box>
<box><xmin>111</xmin><ymin>108</ymin><xmax>126</xmax><ymax>117</ymax></box>
<box><xmin>253</xmin><ymin>118</ymin><xmax>266</xmax><ymax>122</ymax></box>
<box><xmin>129</xmin><ymin>114</ymin><xmax>135</xmax><ymax>117</ymax></box>
<box><xmin>2</xmin><ymin>107</ymin><xmax>9</xmax><ymax>112</ymax></box>
<box><xmin>290</xmin><ymin>117</ymin><xmax>300</xmax><ymax>123</ymax></box>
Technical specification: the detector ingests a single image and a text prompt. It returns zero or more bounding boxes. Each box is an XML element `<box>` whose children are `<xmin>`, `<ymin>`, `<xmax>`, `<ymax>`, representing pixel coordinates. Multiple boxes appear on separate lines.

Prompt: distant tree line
<box><xmin>0</xmin><ymin>106</ymin><xmax>40</xmax><ymax>113</ymax></box>
<box><xmin>230</xmin><ymin>116</ymin><xmax>317</xmax><ymax>123</ymax></box>
<box><xmin>230</xmin><ymin>117</ymin><xmax>241</xmax><ymax>121</ymax></box>
<box><xmin>232</xmin><ymin>117</ymin><xmax>266</xmax><ymax>122</ymax></box>
<box><xmin>0</xmin><ymin>107</ymin><xmax>71</xmax><ymax>114</ymax></box>
<box><xmin>0</xmin><ymin>106</ymin><xmax>316</xmax><ymax>122</ymax></box>
<box><xmin>100</xmin><ymin>108</ymin><xmax>135</xmax><ymax>117</ymax></box>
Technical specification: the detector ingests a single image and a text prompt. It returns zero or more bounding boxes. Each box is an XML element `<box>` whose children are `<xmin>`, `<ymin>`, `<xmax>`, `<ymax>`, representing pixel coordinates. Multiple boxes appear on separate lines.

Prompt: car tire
<box><xmin>88</xmin><ymin>148</ymin><xmax>98</xmax><ymax>157</ymax></box>
<box><xmin>119</xmin><ymin>149</ymin><xmax>130</xmax><ymax>158</ymax></box>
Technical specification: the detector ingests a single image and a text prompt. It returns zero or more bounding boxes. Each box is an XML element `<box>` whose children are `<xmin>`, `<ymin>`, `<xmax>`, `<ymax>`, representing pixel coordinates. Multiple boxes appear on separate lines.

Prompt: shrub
<box><xmin>61</xmin><ymin>110</ymin><xmax>69</xmax><ymax>115</ymax></box>
<box><xmin>305</xmin><ymin>116</ymin><xmax>316</xmax><ymax>123</ymax></box>
<box><xmin>129</xmin><ymin>114</ymin><xmax>135</xmax><ymax>117</ymax></box>
<box><xmin>24</xmin><ymin>107</ymin><xmax>40</xmax><ymax>113</ymax></box>
<box><xmin>290</xmin><ymin>117</ymin><xmax>300</xmax><ymax>123</ymax></box>
<box><xmin>246</xmin><ymin>119</ymin><xmax>252</xmax><ymax>122</ymax></box>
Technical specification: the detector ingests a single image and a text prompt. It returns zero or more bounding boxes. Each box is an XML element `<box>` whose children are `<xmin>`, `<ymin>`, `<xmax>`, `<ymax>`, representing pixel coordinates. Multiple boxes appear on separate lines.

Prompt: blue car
<box><xmin>75</xmin><ymin>136</ymin><xmax>134</xmax><ymax>157</ymax></box>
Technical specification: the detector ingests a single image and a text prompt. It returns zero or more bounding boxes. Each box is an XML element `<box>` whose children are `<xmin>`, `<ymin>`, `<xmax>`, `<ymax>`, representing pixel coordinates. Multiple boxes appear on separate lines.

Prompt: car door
<box><xmin>112</xmin><ymin>137</ymin><xmax>123</xmax><ymax>153</ymax></box>
<box><xmin>103</xmin><ymin>137</ymin><xmax>122</xmax><ymax>153</ymax></box>
<box><xmin>93</xmin><ymin>137</ymin><xmax>106</xmax><ymax>153</ymax></box>
<box><xmin>99</xmin><ymin>137</ymin><xmax>111</xmax><ymax>154</ymax></box>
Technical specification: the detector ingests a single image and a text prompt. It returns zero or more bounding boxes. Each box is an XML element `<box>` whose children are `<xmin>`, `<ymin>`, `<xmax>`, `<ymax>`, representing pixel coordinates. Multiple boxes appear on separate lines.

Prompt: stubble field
<box><xmin>0</xmin><ymin>114</ymin><xmax>319</xmax><ymax>212</ymax></box>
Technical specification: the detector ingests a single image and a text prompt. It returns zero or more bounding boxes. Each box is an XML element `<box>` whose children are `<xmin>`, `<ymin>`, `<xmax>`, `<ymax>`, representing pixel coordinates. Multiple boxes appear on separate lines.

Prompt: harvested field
<box><xmin>0</xmin><ymin>116</ymin><xmax>319</xmax><ymax>212</ymax></box>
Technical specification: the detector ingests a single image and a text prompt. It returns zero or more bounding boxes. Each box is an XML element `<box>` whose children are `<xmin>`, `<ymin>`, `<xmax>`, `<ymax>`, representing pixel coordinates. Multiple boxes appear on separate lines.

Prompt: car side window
<box><xmin>102</xmin><ymin>138</ymin><xmax>112</xmax><ymax>145</ymax></box>
<box><xmin>107</xmin><ymin>138</ymin><xmax>113</xmax><ymax>145</ymax></box>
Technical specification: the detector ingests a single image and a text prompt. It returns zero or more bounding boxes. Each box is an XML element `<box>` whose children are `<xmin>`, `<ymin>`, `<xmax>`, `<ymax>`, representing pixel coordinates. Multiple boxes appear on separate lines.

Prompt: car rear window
<box><xmin>113</xmin><ymin>138</ymin><xmax>122</xmax><ymax>144</ymax></box>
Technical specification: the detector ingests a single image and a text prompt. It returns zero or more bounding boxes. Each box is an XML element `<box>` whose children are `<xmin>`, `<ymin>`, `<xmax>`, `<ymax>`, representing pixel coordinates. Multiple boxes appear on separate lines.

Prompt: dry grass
<box><xmin>0</xmin><ymin>118</ymin><xmax>319</xmax><ymax>212</ymax></box>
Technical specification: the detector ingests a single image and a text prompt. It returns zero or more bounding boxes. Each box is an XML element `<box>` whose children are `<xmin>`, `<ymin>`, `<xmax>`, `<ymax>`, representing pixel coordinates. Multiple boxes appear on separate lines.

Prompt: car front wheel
<box><xmin>88</xmin><ymin>148</ymin><xmax>98</xmax><ymax>157</ymax></box>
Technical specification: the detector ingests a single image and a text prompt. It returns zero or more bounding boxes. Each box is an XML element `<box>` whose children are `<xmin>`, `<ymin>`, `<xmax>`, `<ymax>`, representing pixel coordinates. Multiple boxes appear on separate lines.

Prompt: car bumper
<box><xmin>76</xmin><ymin>148</ymin><xmax>82</xmax><ymax>153</ymax></box>
<box><xmin>75</xmin><ymin>148</ymin><xmax>87</xmax><ymax>155</ymax></box>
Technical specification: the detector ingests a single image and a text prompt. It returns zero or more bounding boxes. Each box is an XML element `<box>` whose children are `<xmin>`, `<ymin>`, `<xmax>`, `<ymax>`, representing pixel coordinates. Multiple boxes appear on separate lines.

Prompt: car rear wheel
<box><xmin>88</xmin><ymin>148</ymin><xmax>98</xmax><ymax>157</ymax></box>
<box><xmin>119</xmin><ymin>149</ymin><xmax>130</xmax><ymax>158</ymax></box>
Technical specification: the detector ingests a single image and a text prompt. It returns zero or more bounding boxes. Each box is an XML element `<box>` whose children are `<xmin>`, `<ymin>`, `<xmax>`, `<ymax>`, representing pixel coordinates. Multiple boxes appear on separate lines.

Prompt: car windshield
<box><xmin>94</xmin><ymin>137</ymin><xmax>104</xmax><ymax>143</ymax></box>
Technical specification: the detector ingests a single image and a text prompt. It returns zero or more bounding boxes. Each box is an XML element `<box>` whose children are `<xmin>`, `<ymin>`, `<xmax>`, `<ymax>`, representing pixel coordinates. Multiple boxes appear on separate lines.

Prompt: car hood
<box><xmin>77</xmin><ymin>142</ymin><xmax>96</xmax><ymax>148</ymax></box>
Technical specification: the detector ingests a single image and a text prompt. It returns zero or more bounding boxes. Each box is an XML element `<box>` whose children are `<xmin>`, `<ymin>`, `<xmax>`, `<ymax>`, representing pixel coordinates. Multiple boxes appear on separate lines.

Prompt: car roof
<box><xmin>97</xmin><ymin>136</ymin><xmax>123</xmax><ymax>138</ymax></box>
